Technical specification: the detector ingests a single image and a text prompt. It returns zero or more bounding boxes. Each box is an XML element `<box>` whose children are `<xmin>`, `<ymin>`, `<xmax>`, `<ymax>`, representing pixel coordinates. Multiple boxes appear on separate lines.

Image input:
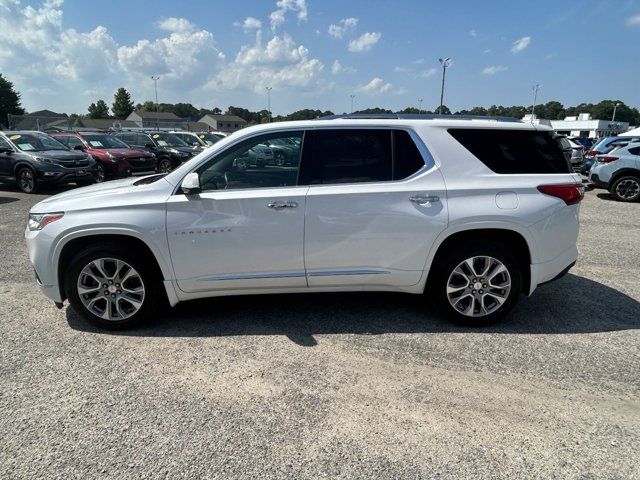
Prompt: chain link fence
<box><xmin>4</xmin><ymin>114</ymin><xmax>212</xmax><ymax>132</ymax></box>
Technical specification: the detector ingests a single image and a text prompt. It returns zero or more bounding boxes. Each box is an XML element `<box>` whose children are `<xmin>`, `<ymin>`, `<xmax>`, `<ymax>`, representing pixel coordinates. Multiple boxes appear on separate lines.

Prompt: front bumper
<box><xmin>38</xmin><ymin>168</ymin><xmax>95</xmax><ymax>184</ymax></box>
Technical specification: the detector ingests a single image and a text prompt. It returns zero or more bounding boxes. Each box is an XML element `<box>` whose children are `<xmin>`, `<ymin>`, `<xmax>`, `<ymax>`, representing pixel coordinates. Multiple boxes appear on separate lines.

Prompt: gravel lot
<box><xmin>0</xmin><ymin>182</ymin><xmax>638</xmax><ymax>479</ymax></box>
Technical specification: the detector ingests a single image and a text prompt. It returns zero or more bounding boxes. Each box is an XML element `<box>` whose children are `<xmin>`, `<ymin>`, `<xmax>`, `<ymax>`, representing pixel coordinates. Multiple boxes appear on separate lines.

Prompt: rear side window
<box><xmin>448</xmin><ymin>128</ymin><xmax>571</xmax><ymax>174</ymax></box>
<box><xmin>628</xmin><ymin>146</ymin><xmax>640</xmax><ymax>155</ymax></box>
<box><xmin>303</xmin><ymin>129</ymin><xmax>425</xmax><ymax>185</ymax></box>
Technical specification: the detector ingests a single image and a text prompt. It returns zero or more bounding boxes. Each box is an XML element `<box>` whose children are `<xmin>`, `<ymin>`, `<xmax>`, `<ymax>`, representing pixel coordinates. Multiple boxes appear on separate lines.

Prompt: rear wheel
<box><xmin>16</xmin><ymin>166</ymin><xmax>38</xmax><ymax>193</ymax></box>
<box><xmin>609</xmin><ymin>176</ymin><xmax>640</xmax><ymax>202</ymax></box>
<box><xmin>65</xmin><ymin>245</ymin><xmax>163</xmax><ymax>329</ymax></box>
<box><xmin>430</xmin><ymin>242</ymin><xmax>522</xmax><ymax>326</ymax></box>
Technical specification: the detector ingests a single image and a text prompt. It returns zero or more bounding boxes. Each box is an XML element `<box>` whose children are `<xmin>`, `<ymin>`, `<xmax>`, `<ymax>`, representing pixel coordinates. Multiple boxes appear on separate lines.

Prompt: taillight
<box><xmin>537</xmin><ymin>184</ymin><xmax>585</xmax><ymax>205</ymax></box>
<box><xmin>586</xmin><ymin>150</ymin><xmax>600</xmax><ymax>156</ymax></box>
<box><xmin>597</xmin><ymin>156</ymin><xmax>618</xmax><ymax>164</ymax></box>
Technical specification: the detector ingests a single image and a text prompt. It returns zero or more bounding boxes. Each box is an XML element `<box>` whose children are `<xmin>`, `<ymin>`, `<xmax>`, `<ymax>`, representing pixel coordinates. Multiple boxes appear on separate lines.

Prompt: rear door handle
<box><xmin>267</xmin><ymin>201</ymin><xmax>298</xmax><ymax>209</ymax></box>
<box><xmin>409</xmin><ymin>195</ymin><xmax>440</xmax><ymax>206</ymax></box>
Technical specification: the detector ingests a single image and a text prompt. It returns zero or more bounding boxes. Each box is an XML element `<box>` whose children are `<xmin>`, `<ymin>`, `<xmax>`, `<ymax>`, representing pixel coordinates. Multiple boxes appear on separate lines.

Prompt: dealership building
<box><xmin>523</xmin><ymin>113</ymin><xmax>630</xmax><ymax>138</ymax></box>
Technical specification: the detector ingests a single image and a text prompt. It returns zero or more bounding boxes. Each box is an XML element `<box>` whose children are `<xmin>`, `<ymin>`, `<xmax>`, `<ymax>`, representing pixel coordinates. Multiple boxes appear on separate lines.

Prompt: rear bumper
<box><xmin>589</xmin><ymin>172</ymin><xmax>609</xmax><ymax>188</ymax></box>
<box><xmin>528</xmin><ymin>245</ymin><xmax>578</xmax><ymax>295</ymax></box>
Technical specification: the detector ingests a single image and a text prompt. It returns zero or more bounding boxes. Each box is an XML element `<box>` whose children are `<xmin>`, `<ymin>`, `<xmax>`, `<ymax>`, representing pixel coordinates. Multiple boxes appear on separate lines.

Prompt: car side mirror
<box><xmin>0</xmin><ymin>147</ymin><xmax>12</xmax><ymax>154</ymax></box>
<box><xmin>145</xmin><ymin>143</ymin><xmax>155</xmax><ymax>149</ymax></box>
<box><xmin>181</xmin><ymin>172</ymin><xmax>201</xmax><ymax>195</ymax></box>
<box><xmin>73</xmin><ymin>145</ymin><xmax>85</xmax><ymax>151</ymax></box>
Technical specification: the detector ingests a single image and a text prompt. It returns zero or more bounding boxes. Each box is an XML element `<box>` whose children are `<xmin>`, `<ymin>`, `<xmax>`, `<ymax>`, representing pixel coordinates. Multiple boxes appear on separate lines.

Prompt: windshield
<box><xmin>150</xmin><ymin>133</ymin><xmax>187</xmax><ymax>147</ymax></box>
<box><xmin>175</xmin><ymin>133</ymin><xmax>204</xmax><ymax>146</ymax></box>
<box><xmin>83</xmin><ymin>134</ymin><xmax>130</xmax><ymax>149</ymax></box>
<box><xmin>197</xmin><ymin>133</ymin><xmax>222</xmax><ymax>146</ymax></box>
<box><xmin>8</xmin><ymin>133</ymin><xmax>68</xmax><ymax>152</ymax></box>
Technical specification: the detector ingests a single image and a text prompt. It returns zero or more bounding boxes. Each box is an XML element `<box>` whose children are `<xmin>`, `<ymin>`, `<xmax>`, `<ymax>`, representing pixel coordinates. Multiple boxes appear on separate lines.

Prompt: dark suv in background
<box><xmin>113</xmin><ymin>131</ymin><xmax>196</xmax><ymax>172</ymax></box>
<box><xmin>52</xmin><ymin>132</ymin><xmax>157</xmax><ymax>182</ymax></box>
<box><xmin>0</xmin><ymin>131</ymin><xmax>95</xmax><ymax>193</ymax></box>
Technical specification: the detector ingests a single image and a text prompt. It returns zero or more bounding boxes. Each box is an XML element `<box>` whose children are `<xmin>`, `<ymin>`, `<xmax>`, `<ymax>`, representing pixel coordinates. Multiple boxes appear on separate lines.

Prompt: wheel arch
<box><xmin>424</xmin><ymin>227</ymin><xmax>533</xmax><ymax>295</ymax></box>
<box><xmin>55</xmin><ymin>231</ymin><xmax>177</xmax><ymax>305</ymax></box>
<box><xmin>610</xmin><ymin>168</ymin><xmax>640</xmax><ymax>184</ymax></box>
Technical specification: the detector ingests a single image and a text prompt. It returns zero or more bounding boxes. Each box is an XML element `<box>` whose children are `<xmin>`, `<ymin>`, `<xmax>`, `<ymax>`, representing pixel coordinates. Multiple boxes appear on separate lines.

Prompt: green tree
<box><xmin>87</xmin><ymin>99</ymin><xmax>110</xmax><ymax>119</ymax></box>
<box><xmin>0</xmin><ymin>73</ymin><xmax>26</xmax><ymax>127</ymax></box>
<box><xmin>353</xmin><ymin>107</ymin><xmax>393</xmax><ymax>114</ymax></box>
<box><xmin>137</xmin><ymin>101</ymin><xmax>157</xmax><ymax>112</ymax></box>
<box><xmin>112</xmin><ymin>87</ymin><xmax>135</xmax><ymax>119</ymax></box>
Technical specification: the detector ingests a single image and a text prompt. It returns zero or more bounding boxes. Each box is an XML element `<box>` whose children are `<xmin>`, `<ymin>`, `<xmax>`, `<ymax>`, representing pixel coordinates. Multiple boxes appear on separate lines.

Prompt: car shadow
<box><xmin>66</xmin><ymin>273</ymin><xmax>639</xmax><ymax>345</ymax></box>
<box><xmin>0</xmin><ymin>181</ymin><xmax>81</xmax><ymax>196</ymax></box>
<box><xmin>596</xmin><ymin>192</ymin><xmax>618</xmax><ymax>202</ymax></box>
<box><xmin>0</xmin><ymin>196</ymin><xmax>19</xmax><ymax>205</ymax></box>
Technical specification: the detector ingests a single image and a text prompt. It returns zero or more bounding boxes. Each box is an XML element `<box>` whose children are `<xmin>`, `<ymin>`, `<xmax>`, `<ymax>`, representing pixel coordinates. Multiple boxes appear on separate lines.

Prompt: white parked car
<box><xmin>26</xmin><ymin>116</ymin><xmax>584</xmax><ymax>329</ymax></box>
<box><xmin>589</xmin><ymin>141</ymin><xmax>640</xmax><ymax>202</ymax></box>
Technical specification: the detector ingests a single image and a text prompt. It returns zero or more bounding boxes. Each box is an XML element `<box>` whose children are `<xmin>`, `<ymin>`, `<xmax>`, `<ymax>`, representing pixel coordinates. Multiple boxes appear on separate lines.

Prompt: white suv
<box><xmin>25</xmin><ymin>116</ymin><xmax>584</xmax><ymax>329</ymax></box>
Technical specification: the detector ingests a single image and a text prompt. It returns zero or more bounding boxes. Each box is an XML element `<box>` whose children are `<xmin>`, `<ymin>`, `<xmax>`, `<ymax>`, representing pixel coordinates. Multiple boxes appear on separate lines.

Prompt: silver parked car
<box><xmin>589</xmin><ymin>141</ymin><xmax>640</xmax><ymax>202</ymax></box>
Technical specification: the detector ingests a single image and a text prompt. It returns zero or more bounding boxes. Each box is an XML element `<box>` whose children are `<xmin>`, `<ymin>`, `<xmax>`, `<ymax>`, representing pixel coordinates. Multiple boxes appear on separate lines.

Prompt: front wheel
<box><xmin>430</xmin><ymin>243</ymin><xmax>522</xmax><ymax>326</ymax></box>
<box><xmin>157</xmin><ymin>158</ymin><xmax>173</xmax><ymax>174</ymax></box>
<box><xmin>16</xmin><ymin>166</ymin><xmax>38</xmax><ymax>193</ymax></box>
<box><xmin>65</xmin><ymin>245</ymin><xmax>163</xmax><ymax>329</ymax></box>
<box><xmin>94</xmin><ymin>163</ymin><xmax>106</xmax><ymax>183</ymax></box>
<box><xmin>609</xmin><ymin>176</ymin><xmax>640</xmax><ymax>202</ymax></box>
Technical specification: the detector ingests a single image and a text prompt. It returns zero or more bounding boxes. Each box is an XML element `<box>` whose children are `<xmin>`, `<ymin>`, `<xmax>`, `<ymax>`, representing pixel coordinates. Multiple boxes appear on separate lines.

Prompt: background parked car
<box><xmin>0</xmin><ymin>131</ymin><xmax>95</xmax><ymax>193</ymax></box>
<box><xmin>263</xmin><ymin>137</ymin><xmax>302</xmax><ymax>166</ymax></box>
<box><xmin>589</xmin><ymin>141</ymin><xmax>640</xmax><ymax>202</ymax></box>
<box><xmin>169</xmin><ymin>131</ymin><xmax>208</xmax><ymax>151</ymax></box>
<box><xmin>556</xmin><ymin>135</ymin><xmax>584</xmax><ymax>170</ymax></box>
<box><xmin>569</xmin><ymin>136</ymin><xmax>594</xmax><ymax>150</ymax></box>
<box><xmin>113</xmin><ymin>131</ymin><xmax>195</xmax><ymax>172</ymax></box>
<box><xmin>52</xmin><ymin>132</ymin><xmax>157</xmax><ymax>182</ymax></box>
<box><xmin>586</xmin><ymin>136</ymin><xmax>640</xmax><ymax>161</ymax></box>
<box><xmin>196</xmin><ymin>132</ymin><xmax>226</xmax><ymax>146</ymax></box>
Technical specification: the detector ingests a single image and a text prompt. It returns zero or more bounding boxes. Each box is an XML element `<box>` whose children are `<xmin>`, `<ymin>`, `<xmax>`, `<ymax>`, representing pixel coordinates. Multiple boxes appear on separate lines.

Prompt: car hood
<box><xmin>34</xmin><ymin>150</ymin><xmax>89</xmax><ymax>161</ymax></box>
<box><xmin>30</xmin><ymin>175</ymin><xmax>172</xmax><ymax>213</ymax></box>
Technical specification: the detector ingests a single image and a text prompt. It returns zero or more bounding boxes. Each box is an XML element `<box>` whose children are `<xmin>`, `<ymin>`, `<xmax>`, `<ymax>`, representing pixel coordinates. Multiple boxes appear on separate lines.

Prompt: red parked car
<box><xmin>51</xmin><ymin>132</ymin><xmax>157</xmax><ymax>182</ymax></box>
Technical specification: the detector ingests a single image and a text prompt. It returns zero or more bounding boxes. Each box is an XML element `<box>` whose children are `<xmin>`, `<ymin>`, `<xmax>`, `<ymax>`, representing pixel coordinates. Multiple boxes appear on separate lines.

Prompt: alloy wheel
<box><xmin>158</xmin><ymin>160</ymin><xmax>173</xmax><ymax>173</ymax></box>
<box><xmin>95</xmin><ymin>164</ymin><xmax>106</xmax><ymax>183</ymax></box>
<box><xmin>446</xmin><ymin>256</ymin><xmax>511</xmax><ymax>317</ymax></box>
<box><xmin>18</xmin><ymin>169</ymin><xmax>34</xmax><ymax>193</ymax></box>
<box><xmin>615</xmin><ymin>179</ymin><xmax>640</xmax><ymax>200</ymax></box>
<box><xmin>77</xmin><ymin>258</ymin><xmax>145</xmax><ymax>321</ymax></box>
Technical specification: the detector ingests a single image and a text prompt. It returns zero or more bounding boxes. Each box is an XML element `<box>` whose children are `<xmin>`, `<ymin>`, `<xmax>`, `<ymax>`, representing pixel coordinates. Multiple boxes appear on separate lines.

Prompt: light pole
<box><xmin>418</xmin><ymin>98</ymin><xmax>423</xmax><ymax>113</ymax></box>
<box><xmin>438</xmin><ymin>57</ymin><xmax>452</xmax><ymax>114</ymax></box>
<box><xmin>151</xmin><ymin>75</ymin><xmax>160</xmax><ymax>130</ymax></box>
<box><xmin>266</xmin><ymin>87</ymin><xmax>273</xmax><ymax>122</ymax></box>
<box><xmin>612</xmin><ymin>102</ymin><xmax>621</xmax><ymax>121</ymax></box>
<box><xmin>350</xmin><ymin>94</ymin><xmax>356</xmax><ymax>114</ymax></box>
<box><xmin>531</xmin><ymin>83</ymin><xmax>541</xmax><ymax>121</ymax></box>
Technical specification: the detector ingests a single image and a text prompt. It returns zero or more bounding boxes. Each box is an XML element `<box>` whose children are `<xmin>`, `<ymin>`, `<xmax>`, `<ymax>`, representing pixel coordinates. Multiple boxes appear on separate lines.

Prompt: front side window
<box><xmin>0</xmin><ymin>136</ymin><xmax>13</xmax><ymax>150</ymax></box>
<box><xmin>197</xmin><ymin>131</ymin><xmax>304</xmax><ymax>191</ymax></box>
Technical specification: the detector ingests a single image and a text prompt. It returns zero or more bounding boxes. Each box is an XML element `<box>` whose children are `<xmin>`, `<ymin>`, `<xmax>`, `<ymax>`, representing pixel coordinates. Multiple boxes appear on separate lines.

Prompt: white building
<box><xmin>523</xmin><ymin>113</ymin><xmax>629</xmax><ymax>138</ymax></box>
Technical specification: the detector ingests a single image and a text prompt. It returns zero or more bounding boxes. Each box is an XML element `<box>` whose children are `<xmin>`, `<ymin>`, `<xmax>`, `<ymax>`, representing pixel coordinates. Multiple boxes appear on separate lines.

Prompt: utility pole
<box><xmin>438</xmin><ymin>57</ymin><xmax>452</xmax><ymax>114</ymax></box>
<box><xmin>350</xmin><ymin>94</ymin><xmax>356</xmax><ymax>114</ymax></box>
<box><xmin>418</xmin><ymin>98</ymin><xmax>423</xmax><ymax>113</ymax></box>
<box><xmin>612</xmin><ymin>102</ymin><xmax>621</xmax><ymax>122</ymax></box>
<box><xmin>531</xmin><ymin>83</ymin><xmax>541</xmax><ymax>121</ymax></box>
<box><xmin>266</xmin><ymin>87</ymin><xmax>273</xmax><ymax>122</ymax></box>
<box><xmin>151</xmin><ymin>75</ymin><xmax>160</xmax><ymax>130</ymax></box>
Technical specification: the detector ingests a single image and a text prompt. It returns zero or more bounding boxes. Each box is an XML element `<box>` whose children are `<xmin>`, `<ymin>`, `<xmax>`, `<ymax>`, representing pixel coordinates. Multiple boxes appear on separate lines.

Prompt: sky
<box><xmin>0</xmin><ymin>0</ymin><xmax>639</xmax><ymax>116</ymax></box>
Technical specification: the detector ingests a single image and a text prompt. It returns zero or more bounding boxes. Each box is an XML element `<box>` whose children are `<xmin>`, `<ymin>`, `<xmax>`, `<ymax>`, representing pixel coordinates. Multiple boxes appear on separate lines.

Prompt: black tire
<box><xmin>274</xmin><ymin>152</ymin><xmax>285</xmax><ymax>167</ymax></box>
<box><xmin>157</xmin><ymin>158</ymin><xmax>173</xmax><ymax>174</ymax></box>
<box><xmin>64</xmin><ymin>244</ymin><xmax>164</xmax><ymax>330</ymax></box>
<box><xmin>429</xmin><ymin>242</ymin><xmax>523</xmax><ymax>326</ymax></box>
<box><xmin>94</xmin><ymin>163</ymin><xmax>106</xmax><ymax>183</ymax></box>
<box><xmin>16</xmin><ymin>166</ymin><xmax>38</xmax><ymax>193</ymax></box>
<box><xmin>609</xmin><ymin>176</ymin><xmax>640</xmax><ymax>202</ymax></box>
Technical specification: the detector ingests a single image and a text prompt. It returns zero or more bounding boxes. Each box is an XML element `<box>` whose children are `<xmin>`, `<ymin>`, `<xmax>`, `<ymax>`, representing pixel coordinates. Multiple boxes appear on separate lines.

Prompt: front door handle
<box><xmin>409</xmin><ymin>195</ymin><xmax>440</xmax><ymax>206</ymax></box>
<box><xmin>267</xmin><ymin>201</ymin><xmax>298</xmax><ymax>209</ymax></box>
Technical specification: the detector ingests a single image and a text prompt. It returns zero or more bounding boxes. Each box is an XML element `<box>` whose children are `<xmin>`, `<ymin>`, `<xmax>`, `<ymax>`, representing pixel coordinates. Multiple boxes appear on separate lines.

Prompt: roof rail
<box><xmin>317</xmin><ymin>113</ymin><xmax>522</xmax><ymax>123</ymax></box>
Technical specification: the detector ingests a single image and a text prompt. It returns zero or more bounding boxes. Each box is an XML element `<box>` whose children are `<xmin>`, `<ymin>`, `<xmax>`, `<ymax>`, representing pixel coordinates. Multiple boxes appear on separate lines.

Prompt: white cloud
<box><xmin>358</xmin><ymin>77</ymin><xmax>392</xmax><ymax>95</ymax></box>
<box><xmin>511</xmin><ymin>36</ymin><xmax>532</xmax><ymax>54</ymax></box>
<box><xmin>482</xmin><ymin>65</ymin><xmax>508</xmax><ymax>75</ymax></box>
<box><xmin>157</xmin><ymin>17</ymin><xmax>194</xmax><ymax>33</ymax></box>
<box><xmin>331</xmin><ymin>59</ymin><xmax>355</xmax><ymax>75</ymax></box>
<box><xmin>626</xmin><ymin>14</ymin><xmax>640</xmax><ymax>26</ymax></box>
<box><xmin>234</xmin><ymin>17</ymin><xmax>262</xmax><ymax>31</ymax></box>
<box><xmin>412</xmin><ymin>58</ymin><xmax>424</xmax><ymax>64</ymax></box>
<box><xmin>393</xmin><ymin>66</ymin><xmax>410</xmax><ymax>73</ymax></box>
<box><xmin>420</xmin><ymin>68</ymin><xmax>437</xmax><ymax>78</ymax></box>
<box><xmin>328</xmin><ymin>17</ymin><xmax>358</xmax><ymax>39</ymax></box>
<box><xmin>544</xmin><ymin>52</ymin><xmax>557</xmax><ymax>60</ymax></box>
<box><xmin>212</xmin><ymin>32</ymin><xmax>323</xmax><ymax>94</ymax></box>
<box><xmin>270</xmin><ymin>0</ymin><xmax>307</xmax><ymax>30</ymax></box>
<box><xmin>348</xmin><ymin>32</ymin><xmax>381</xmax><ymax>52</ymax></box>
<box><xmin>469</xmin><ymin>29</ymin><xmax>477</xmax><ymax>37</ymax></box>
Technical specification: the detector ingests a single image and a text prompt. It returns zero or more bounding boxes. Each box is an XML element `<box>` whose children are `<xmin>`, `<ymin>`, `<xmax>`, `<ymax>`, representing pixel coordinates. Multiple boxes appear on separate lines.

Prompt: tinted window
<box><xmin>628</xmin><ymin>146</ymin><xmax>640</xmax><ymax>155</ymax></box>
<box><xmin>448</xmin><ymin>128</ymin><xmax>571</xmax><ymax>174</ymax></box>
<box><xmin>309</xmin><ymin>129</ymin><xmax>392</xmax><ymax>184</ymax></box>
<box><xmin>0</xmin><ymin>136</ymin><xmax>12</xmax><ymax>150</ymax></box>
<box><xmin>197</xmin><ymin>132</ymin><xmax>303</xmax><ymax>191</ymax></box>
<box><xmin>394</xmin><ymin>130</ymin><xmax>425</xmax><ymax>179</ymax></box>
<box><xmin>136</xmin><ymin>134</ymin><xmax>150</xmax><ymax>145</ymax></box>
<box><xmin>66</xmin><ymin>136</ymin><xmax>84</xmax><ymax>149</ymax></box>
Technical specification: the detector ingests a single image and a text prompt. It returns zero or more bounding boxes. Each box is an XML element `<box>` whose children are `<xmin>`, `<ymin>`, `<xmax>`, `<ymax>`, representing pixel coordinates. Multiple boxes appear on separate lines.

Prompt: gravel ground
<box><xmin>0</xmin><ymin>182</ymin><xmax>638</xmax><ymax>479</ymax></box>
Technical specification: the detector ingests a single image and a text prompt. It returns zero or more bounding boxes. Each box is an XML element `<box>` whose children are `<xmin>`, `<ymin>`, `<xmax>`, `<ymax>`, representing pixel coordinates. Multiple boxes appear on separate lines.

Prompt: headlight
<box><xmin>33</xmin><ymin>156</ymin><xmax>52</xmax><ymax>164</ymax></box>
<box><xmin>28</xmin><ymin>212</ymin><xmax>64</xmax><ymax>231</ymax></box>
<box><xmin>105</xmin><ymin>152</ymin><xmax>120</xmax><ymax>161</ymax></box>
<box><xmin>169</xmin><ymin>148</ymin><xmax>179</xmax><ymax>154</ymax></box>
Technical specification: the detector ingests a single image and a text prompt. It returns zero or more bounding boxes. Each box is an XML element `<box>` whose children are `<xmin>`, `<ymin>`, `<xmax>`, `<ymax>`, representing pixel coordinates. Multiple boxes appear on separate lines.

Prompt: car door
<box><xmin>166</xmin><ymin>130</ymin><xmax>308</xmax><ymax>293</ymax></box>
<box><xmin>0</xmin><ymin>136</ymin><xmax>15</xmax><ymax>175</ymax></box>
<box><xmin>302</xmin><ymin>128</ymin><xmax>448</xmax><ymax>288</ymax></box>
